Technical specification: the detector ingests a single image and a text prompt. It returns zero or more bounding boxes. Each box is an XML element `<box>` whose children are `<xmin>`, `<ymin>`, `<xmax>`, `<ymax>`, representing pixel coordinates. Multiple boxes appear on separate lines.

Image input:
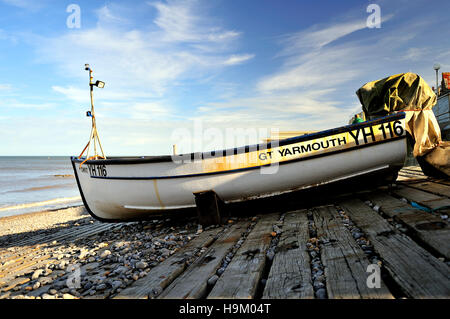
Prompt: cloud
<box><xmin>280</xmin><ymin>19</ymin><xmax>368</xmax><ymax>54</ymax></box>
<box><xmin>149</xmin><ymin>0</ymin><xmax>240</xmax><ymax>43</ymax></box>
<box><xmin>0</xmin><ymin>84</ymin><xmax>12</xmax><ymax>91</ymax></box>
<box><xmin>35</xmin><ymin>1</ymin><xmax>253</xmax><ymax>103</ymax></box>
<box><xmin>0</xmin><ymin>0</ymin><xmax>46</xmax><ymax>11</ymax></box>
<box><xmin>223</xmin><ymin>54</ymin><xmax>255</xmax><ymax>66</ymax></box>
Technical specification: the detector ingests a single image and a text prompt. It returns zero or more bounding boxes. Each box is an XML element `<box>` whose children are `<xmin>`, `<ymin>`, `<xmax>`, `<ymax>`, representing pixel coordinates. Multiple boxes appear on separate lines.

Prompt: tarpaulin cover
<box><xmin>356</xmin><ymin>72</ymin><xmax>450</xmax><ymax>177</ymax></box>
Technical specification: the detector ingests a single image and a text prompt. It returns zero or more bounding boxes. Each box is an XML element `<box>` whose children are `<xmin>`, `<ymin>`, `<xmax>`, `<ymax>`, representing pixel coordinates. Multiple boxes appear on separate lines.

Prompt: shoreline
<box><xmin>0</xmin><ymin>204</ymin><xmax>87</xmax><ymax>239</ymax></box>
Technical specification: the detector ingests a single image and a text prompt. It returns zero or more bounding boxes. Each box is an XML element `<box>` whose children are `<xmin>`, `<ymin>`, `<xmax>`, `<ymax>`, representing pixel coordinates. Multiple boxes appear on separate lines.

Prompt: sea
<box><xmin>0</xmin><ymin>156</ymin><xmax>83</xmax><ymax>218</ymax></box>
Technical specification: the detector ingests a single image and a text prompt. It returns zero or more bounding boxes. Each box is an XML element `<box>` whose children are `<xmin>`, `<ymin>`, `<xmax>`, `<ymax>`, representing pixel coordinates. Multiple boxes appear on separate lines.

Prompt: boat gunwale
<box><xmin>71</xmin><ymin>112</ymin><xmax>406</xmax><ymax>166</ymax></box>
<box><xmin>85</xmin><ymin>135</ymin><xmax>406</xmax><ymax>180</ymax></box>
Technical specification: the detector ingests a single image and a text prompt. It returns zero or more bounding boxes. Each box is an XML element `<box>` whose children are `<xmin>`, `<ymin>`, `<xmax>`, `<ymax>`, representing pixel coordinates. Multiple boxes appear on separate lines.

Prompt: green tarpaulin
<box><xmin>356</xmin><ymin>72</ymin><xmax>449</xmax><ymax>177</ymax></box>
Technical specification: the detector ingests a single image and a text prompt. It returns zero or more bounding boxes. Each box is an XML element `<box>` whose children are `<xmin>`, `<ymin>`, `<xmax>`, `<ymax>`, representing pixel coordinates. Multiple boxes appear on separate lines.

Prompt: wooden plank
<box><xmin>312</xmin><ymin>206</ymin><xmax>393</xmax><ymax>299</ymax></box>
<box><xmin>339</xmin><ymin>198</ymin><xmax>450</xmax><ymax>298</ymax></box>
<box><xmin>392</xmin><ymin>185</ymin><xmax>450</xmax><ymax>210</ymax></box>
<box><xmin>207</xmin><ymin>213</ymin><xmax>279</xmax><ymax>299</ymax></box>
<box><xmin>367</xmin><ymin>192</ymin><xmax>450</xmax><ymax>259</ymax></box>
<box><xmin>434</xmin><ymin>179</ymin><xmax>450</xmax><ymax>187</ymax></box>
<box><xmin>158</xmin><ymin>222</ymin><xmax>250</xmax><ymax>299</ymax></box>
<box><xmin>405</xmin><ymin>181</ymin><xmax>450</xmax><ymax>198</ymax></box>
<box><xmin>114</xmin><ymin>227</ymin><xmax>223</xmax><ymax>299</ymax></box>
<box><xmin>262</xmin><ymin>210</ymin><xmax>314</xmax><ymax>299</ymax></box>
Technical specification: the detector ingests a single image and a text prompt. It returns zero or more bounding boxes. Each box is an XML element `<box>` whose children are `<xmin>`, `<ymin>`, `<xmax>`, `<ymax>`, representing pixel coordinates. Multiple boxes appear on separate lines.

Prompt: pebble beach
<box><xmin>0</xmin><ymin>205</ymin><xmax>239</xmax><ymax>299</ymax></box>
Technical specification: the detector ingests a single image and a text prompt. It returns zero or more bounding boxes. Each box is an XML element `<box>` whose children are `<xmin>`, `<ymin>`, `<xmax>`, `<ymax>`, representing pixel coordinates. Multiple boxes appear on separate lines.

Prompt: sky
<box><xmin>0</xmin><ymin>0</ymin><xmax>449</xmax><ymax>156</ymax></box>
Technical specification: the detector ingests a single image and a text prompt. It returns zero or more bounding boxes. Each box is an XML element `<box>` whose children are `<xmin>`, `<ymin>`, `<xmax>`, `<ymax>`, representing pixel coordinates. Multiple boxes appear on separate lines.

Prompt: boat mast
<box><xmin>78</xmin><ymin>64</ymin><xmax>106</xmax><ymax>162</ymax></box>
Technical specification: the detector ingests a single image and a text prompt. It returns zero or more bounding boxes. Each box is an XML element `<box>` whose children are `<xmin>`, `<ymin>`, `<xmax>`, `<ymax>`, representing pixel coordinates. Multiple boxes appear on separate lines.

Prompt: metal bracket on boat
<box><xmin>194</xmin><ymin>190</ymin><xmax>226</xmax><ymax>227</ymax></box>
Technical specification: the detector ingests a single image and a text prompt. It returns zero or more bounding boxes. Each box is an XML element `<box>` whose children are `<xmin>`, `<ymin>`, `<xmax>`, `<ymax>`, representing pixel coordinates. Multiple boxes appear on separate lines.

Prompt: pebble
<box><xmin>100</xmin><ymin>250</ymin><xmax>112</xmax><ymax>258</ymax></box>
<box><xmin>96</xmin><ymin>283</ymin><xmax>107</xmax><ymax>291</ymax></box>
<box><xmin>352</xmin><ymin>232</ymin><xmax>363</xmax><ymax>239</ymax></box>
<box><xmin>207</xmin><ymin>275</ymin><xmax>219</xmax><ymax>286</ymax></box>
<box><xmin>63</xmin><ymin>293</ymin><xmax>76</xmax><ymax>299</ymax></box>
<box><xmin>266</xmin><ymin>250</ymin><xmax>275</xmax><ymax>261</ymax></box>
<box><xmin>273</xmin><ymin>225</ymin><xmax>282</xmax><ymax>235</ymax></box>
<box><xmin>315</xmin><ymin>288</ymin><xmax>327</xmax><ymax>299</ymax></box>
<box><xmin>160</xmin><ymin>248</ymin><xmax>171</xmax><ymax>258</ymax></box>
<box><xmin>111</xmin><ymin>280</ymin><xmax>122</xmax><ymax>290</ymax></box>
<box><xmin>216</xmin><ymin>267</ymin><xmax>225</xmax><ymax>276</ymax></box>
<box><xmin>313</xmin><ymin>281</ymin><xmax>325</xmax><ymax>289</ymax></box>
<box><xmin>32</xmin><ymin>281</ymin><xmax>41</xmax><ymax>290</ymax></box>
<box><xmin>32</xmin><ymin>269</ymin><xmax>44</xmax><ymax>280</ymax></box>
<box><xmin>136</xmin><ymin>261</ymin><xmax>148</xmax><ymax>269</ymax></box>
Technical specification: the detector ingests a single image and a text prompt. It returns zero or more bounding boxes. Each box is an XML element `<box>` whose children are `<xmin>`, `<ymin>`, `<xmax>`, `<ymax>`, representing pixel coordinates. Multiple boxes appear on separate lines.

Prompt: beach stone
<box><xmin>135</xmin><ymin>261</ymin><xmax>148</xmax><ymax>270</ymax></box>
<box><xmin>313</xmin><ymin>281</ymin><xmax>325</xmax><ymax>289</ymax></box>
<box><xmin>96</xmin><ymin>283</ymin><xmax>107</xmax><ymax>291</ymax></box>
<box><xmin>207</xmin><ymin>275</ymin><xmax>219</xmax><ymax>286</ymax></box>
<box><xmin>49</xmin><ymin>289</ymin><xmax>58</xmax><ymax>295</ymax></box>
<box><xmin>78</xmin><ymin>249</ymin><xmax>89</xmax><ymax>259</ymax></box>
<box><xmin>273</xmin><ymin>225</ymin><xmax>282</xmax><ymax>235</ymax></box>
<box><xmin>100</xmin><ymin>250</ymin><xmax>111</xmax><ymax>258</ymax></box>
<box><xmin>352</xmin><ymin>232</ymin><xmax>363</xmax><ymax>239</ymax></box>
<box><xmin>82</xmin><ymin>262</ymin><xmax>100</xmax><ymax>272</ymax></box>
<box><xmin>216</xmin><ymin>267</ymin><xmax>225</xmax><ymax>276</ymax></box>
<box><xmin>33</xmin><ymin>281</ymin><xmax>41</xmax><ymax>290</ymax></box>
<box><xmin>160</xmin><ymin>248</ymin><xmax>171</xmax><ymax>258</ymax></box>
<box><xmin>38</xmin><ymin>276</ymin><xmax>53</xmax><ymax>285</ymax></box>
<box><xmin>111</xmin><ymin>280</ymin><xmax>122</xmax><ymax>290</ymax></box>
<box><xmin>32</xmin><ymin>269</ymin><xmax>44</xmax><ymax>280</ymax></box>
<box><xmin>315</xmin><ymin>288</ymin><xmax>327</xmax><ymax>299</ymax></box>
<box><xmin>52</xmin><ymin>280</ymin><xmax>66</xmax><ymax>289</ymax></box>
<box><xmin>41</xmin><ymin>293</ymin><xmax>55</xmax><ymax>299</ymax></box>
<box><xmin>63</xmin><ymin>293</ymin><xmax>76</xmax><ymax>299</ymax></box>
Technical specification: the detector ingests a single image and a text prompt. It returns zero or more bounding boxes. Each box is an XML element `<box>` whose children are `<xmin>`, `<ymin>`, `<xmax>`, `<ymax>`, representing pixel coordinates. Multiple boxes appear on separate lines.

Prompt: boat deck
<box><xmin>1</xmin><ymin>166</ymin><xmax>449</xmax><ymax>299</ymax></box>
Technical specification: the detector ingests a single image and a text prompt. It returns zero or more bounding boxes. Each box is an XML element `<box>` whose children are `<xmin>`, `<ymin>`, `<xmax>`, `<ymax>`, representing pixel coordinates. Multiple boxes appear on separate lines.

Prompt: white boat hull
<box><xmin>72</xmin><ymin>113</ymin><xmax>407</xmax><ymax>221</ymax></box>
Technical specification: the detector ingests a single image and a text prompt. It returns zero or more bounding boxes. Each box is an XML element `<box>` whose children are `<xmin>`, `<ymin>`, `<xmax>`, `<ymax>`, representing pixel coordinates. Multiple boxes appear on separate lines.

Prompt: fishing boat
<box><xmin>71</xmin><ymin>66</ymin><xmax>407</xmax><ymax>221</ymax></box>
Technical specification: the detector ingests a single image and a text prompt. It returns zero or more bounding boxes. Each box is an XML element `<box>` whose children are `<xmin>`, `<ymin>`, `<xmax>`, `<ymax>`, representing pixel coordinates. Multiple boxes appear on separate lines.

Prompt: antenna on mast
<box><xmin>78</xmin><ymin>64</ymin><xmax>106</xmax><ymax>165</ymax></box>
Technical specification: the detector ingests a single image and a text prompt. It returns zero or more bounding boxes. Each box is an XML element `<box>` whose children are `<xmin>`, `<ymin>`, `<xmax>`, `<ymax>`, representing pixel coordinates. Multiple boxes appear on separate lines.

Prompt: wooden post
<box><xmin>193</xmin><ymin>190</ymin><xmax>225</xmax><ymax>227</ymax></box>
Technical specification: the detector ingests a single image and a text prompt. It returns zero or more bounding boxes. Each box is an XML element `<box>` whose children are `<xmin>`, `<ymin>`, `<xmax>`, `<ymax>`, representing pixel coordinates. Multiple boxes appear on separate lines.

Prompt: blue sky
<box><xmin>0</xmin><ymin>0</ymin><xmax>449</xmax><ymax>156</ymax></box>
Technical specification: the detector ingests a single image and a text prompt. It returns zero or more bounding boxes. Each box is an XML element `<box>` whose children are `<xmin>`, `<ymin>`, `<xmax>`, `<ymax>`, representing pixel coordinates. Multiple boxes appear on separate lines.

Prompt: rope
<box><xmin>79</xmin><ymin>155</ymin><xmax>106</xmax><ymax>168</ymax></box>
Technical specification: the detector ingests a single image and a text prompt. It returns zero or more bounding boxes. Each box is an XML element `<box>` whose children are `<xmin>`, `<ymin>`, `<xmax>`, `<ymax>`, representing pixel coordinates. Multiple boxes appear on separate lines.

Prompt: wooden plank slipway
<box><xmin>207</xmin><ymin>213</ymin><xmax>279</xmax><ymax>299</ymax></box>
<box><xmin>114</xmin><ymin>227</ymin><xmax>224</xmax><ymax>299</ymax></box>
<box><xmin>368</xmin><ymin>191</ymin><xmax>450</xmax><ymax>259</ymax></box>
<box><xmin>339</xmin><ymin>198</ymin><xmax>450</xmax><ymax>298</ymax></box>
<box><xmin>158</xmin><ymin>221</ymin><xmax>250</xmax><ymax>299</ymax></box>
<box><xmin>311</xmin><ymin>206</ymin><xmax>393</xmax><ymax>299</ymax></box>
<box><xmin>262</xmin><ymin>210</ymin><xmax>314</xmax><ymax>299</ymax></box>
